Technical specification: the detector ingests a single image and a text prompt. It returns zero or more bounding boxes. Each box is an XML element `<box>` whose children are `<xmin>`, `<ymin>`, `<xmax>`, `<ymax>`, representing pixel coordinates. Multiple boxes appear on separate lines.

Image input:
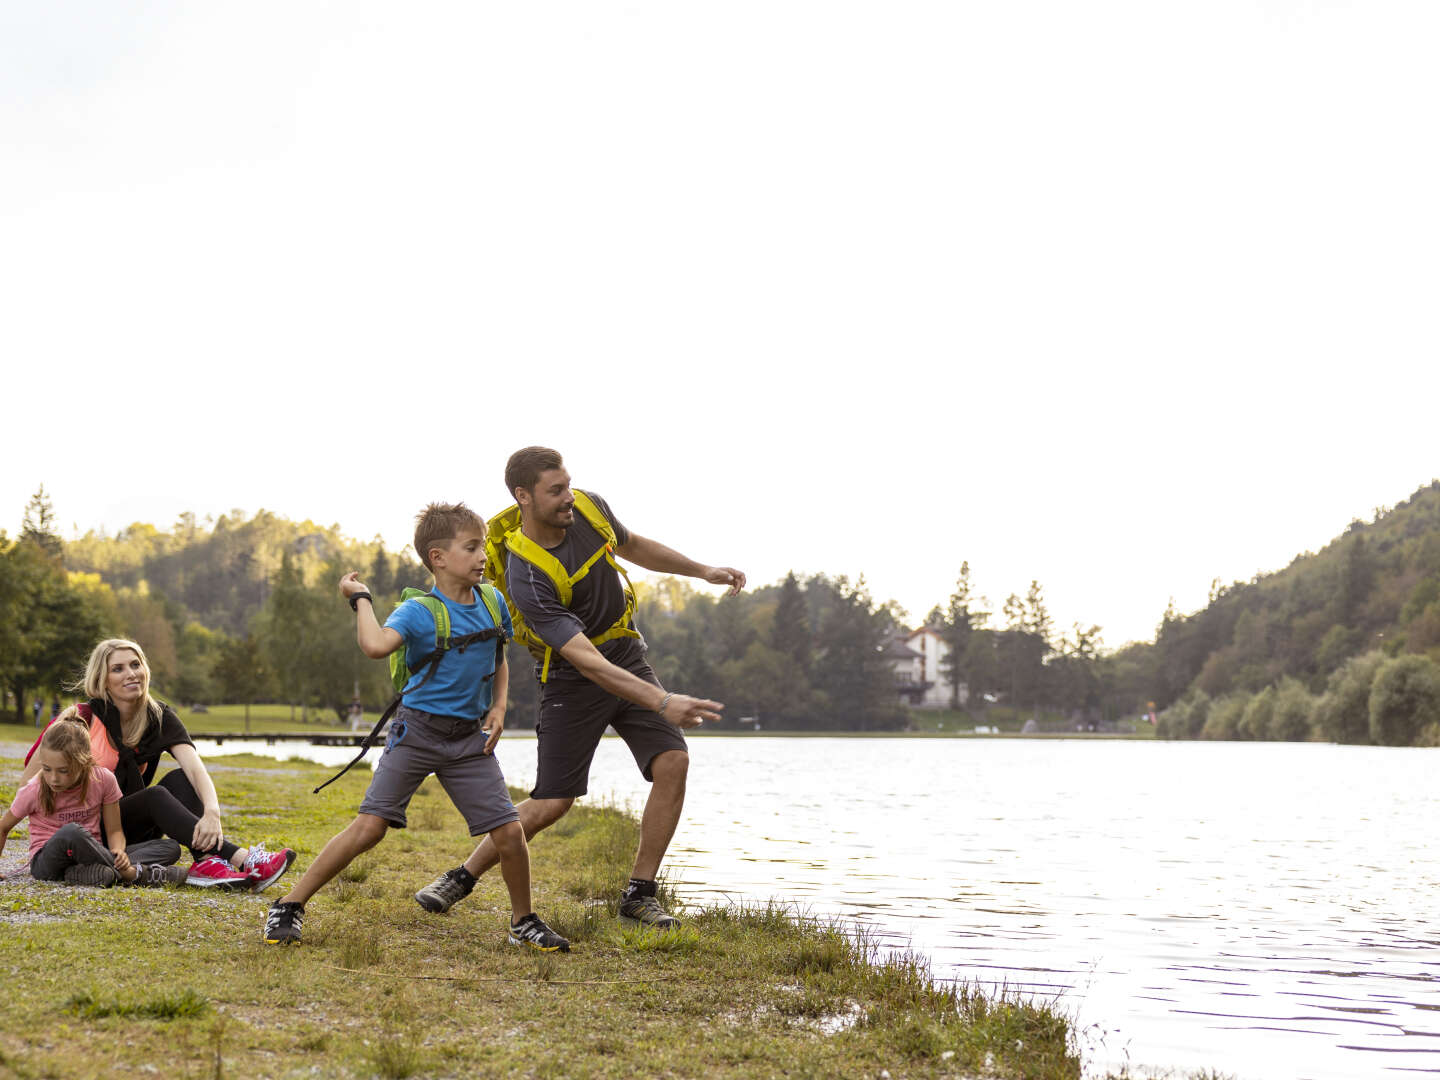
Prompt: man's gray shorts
<box><xmin>358</xmin><ymin>704</ymin><xmax>519</xmax><ymax>836</ymax></box>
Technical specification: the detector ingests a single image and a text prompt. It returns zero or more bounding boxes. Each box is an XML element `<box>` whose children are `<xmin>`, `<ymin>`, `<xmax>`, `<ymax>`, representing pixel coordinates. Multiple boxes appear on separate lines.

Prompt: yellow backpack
<box><xmin>484</xmin><ymin>490</ymin><xmax>640</xmax><ymax>682</ymax></box>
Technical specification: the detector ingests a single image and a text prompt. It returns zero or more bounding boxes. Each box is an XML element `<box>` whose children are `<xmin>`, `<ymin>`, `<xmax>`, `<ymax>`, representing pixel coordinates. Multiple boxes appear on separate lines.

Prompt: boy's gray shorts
<box><xmin>358</xmin><ymin>704</ymin><xmax>519</xmax><ymax>836</ymax></box>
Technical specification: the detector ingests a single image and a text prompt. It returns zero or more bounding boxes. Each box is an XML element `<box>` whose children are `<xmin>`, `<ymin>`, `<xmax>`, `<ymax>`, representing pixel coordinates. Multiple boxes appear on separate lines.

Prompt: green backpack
<box><xmin>314</xmin><ymin>586</ymin><xmax>510</xmax><ymax>794</ymax></box>
<box><xmin>387</xmin><ymin>585</ymin><xmax>508</xmax><ymax>694</ymax></box>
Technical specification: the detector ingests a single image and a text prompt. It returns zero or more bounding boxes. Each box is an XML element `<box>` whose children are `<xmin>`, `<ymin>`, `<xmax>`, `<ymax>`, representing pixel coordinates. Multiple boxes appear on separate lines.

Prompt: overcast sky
<box><xmin>4</xmin><ymin>2</ymin><xmax>1437</xmax><ymax>648</ymax></box>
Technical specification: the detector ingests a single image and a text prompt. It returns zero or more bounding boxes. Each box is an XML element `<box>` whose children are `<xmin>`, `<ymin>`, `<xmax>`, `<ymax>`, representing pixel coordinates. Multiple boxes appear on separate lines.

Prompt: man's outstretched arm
<box><xmin>556</xmin><ymin>632</ymin><xmax>723</xmax><ymax>730</ymax></box>
<box><xmin>615</xmin><ymin>533</ymin><xmax>746</xmax><ymax>596</ymax></box>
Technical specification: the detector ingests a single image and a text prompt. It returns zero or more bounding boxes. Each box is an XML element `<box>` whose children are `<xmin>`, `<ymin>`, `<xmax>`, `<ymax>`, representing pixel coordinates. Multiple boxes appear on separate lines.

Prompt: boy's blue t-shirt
<box><xmin>384</xmin><ymin>588</ymin><xmax>513</xmax><ymax>718</ymax></box>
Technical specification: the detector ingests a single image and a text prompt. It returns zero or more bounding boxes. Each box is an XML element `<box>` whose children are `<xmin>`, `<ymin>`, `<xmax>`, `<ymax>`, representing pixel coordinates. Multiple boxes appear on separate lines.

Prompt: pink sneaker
<box><xmin>242</xmin><ymin>845</ymin><xmax>297</xmax><ymax>892</ymax></box>
<box><xmin>185</xmin><ymin>855</ymin><xmax>252</xmax><ymax>890</ymax></box>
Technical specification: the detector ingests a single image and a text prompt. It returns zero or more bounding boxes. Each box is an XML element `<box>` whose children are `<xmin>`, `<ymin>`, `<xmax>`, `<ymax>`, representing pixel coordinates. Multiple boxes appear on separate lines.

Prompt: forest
<box><xmin>3</xmin><ymin>481</ymin><xmax>1440</xmax><ymax>745</ymax></box>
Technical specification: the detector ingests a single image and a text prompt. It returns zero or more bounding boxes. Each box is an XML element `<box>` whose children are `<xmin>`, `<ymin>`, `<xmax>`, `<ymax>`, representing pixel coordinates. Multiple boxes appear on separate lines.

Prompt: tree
<box><xmin>1312</xmin><ymin>650</ymin><xmax>1383</xmax><ymax>743</ymax></box>
<box><xmin>0</xmin><ymin>542</ymin><xmax>111</xmax><ymax>720</ymax></box>
<box><xmin>769</xmin><ymin>571</ymin><xmax>813</xmax><ymax>675</ymax></box>
<box><xmin>370</xmin><ymin>543</ymin><xmax>395</xmax><ymax>596</ymax></box>
<box><xmin>256</xmin><ymin>552</ymin><xmax>326</xmax><ymax>721</ymax></box>
<box><xmin>937</xmin><ymin>564</ymin><xmax>986</xmax><ymax>709</ymax></box>
<box><xmin>214</xmin><ymin>633</ymin><xmax>269</xmax><ymax>731</ymax></box>
<box><xmin>1369</xmin><ymin>654</ymin><xmax>1440</xmax><ymax>746</ymax></box>
<box><xmin>172</xmin><ymin>623</ymin><xmax>229</xmax><ymax>705</ymax></box>
<box><xmin>811</xmin><ymin>576</ymin><xmax>905</xmax><ymax>730</ymax></box>
<box><xmin>21</xmin><ymin>486</ymin><xmax>63</xmax><ymax>562</ymax></box>
<box><xmin>1270</xmin><ymin>678</ymin><xmax>1313</xmax><ymax>742</ymax></box>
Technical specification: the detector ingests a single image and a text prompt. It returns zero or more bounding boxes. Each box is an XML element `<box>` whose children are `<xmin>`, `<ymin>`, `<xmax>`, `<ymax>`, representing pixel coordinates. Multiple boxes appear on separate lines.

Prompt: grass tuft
<box><xmin>65</xmin><ymin>987</ymin><xmax>209</xmax><ymax>1020</ymax></box>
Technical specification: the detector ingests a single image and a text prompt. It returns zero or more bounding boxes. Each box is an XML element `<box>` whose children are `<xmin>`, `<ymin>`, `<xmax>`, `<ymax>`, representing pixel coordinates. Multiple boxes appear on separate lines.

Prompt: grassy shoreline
<box><xmin>0</xmin><ymin>748</ymin><xmax>1094</xmax><ymax>1080</ymax></box>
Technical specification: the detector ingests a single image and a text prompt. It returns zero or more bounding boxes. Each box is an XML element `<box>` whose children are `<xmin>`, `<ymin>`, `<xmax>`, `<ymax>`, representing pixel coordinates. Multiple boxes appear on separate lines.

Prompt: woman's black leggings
<box><xmin>118</xmin><ymin>768</ymin><xmax>240</xmax><ymax>863</ymax></box>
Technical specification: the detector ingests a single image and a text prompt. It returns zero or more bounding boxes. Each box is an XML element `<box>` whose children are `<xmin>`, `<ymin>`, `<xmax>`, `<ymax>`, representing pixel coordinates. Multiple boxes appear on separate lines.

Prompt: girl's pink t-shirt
<box><xmin>7</xmin><ymin>766</ymin><xmax>122</xmax><ymax>860</ymax></box>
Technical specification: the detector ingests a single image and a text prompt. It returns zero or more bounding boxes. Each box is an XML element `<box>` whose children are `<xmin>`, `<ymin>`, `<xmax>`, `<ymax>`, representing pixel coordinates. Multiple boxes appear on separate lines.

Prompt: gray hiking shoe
<box><xmin>414</xmin><ymin>867</ymin><xmax>474</xmax><ymax>914</ymax></box>
<box><xmin>64</xmin><ymin>863</ymin><xmax>118</xmax><ymax>888</ymax></box>
<box><xmin>618</xmin><ymin>893</ymin><xmax>680</xmax><ymax>930</ymax></box>
<box><xmin>132</xmin><ymin>863</ymin><xmax>187</xmax><ymax>887</ymax></box>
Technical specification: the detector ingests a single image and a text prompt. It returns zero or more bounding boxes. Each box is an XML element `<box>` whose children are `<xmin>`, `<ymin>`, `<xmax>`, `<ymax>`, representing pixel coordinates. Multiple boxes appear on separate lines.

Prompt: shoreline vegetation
<box><xmin>0</xmin><ymin>749</ymin><xmax>1223</xmax><ymax>1080</ymax></box>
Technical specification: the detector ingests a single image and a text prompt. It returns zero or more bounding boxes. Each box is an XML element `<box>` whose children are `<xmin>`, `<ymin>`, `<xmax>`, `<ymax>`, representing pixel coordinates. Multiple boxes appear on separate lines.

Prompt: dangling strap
<box><xmin>312</xmin><ymin>625</ymin><xmax>509</xmax><ymax>794</ymax></box>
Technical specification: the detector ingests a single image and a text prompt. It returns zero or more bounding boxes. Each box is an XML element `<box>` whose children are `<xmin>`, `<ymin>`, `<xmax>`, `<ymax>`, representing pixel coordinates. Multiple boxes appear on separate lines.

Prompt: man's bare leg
<box><xmin>618</xmin><ymin>750</ymin><xmax>688</xmax><ymax>929</ymax></box>
<box><xmin>632</xmin><ymin>749</ymin><xmax>688</xmax><ymax>881</ymax></box>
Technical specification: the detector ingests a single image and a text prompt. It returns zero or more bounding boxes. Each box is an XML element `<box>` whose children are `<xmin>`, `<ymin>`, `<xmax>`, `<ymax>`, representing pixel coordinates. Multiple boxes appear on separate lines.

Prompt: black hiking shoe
<box><xmin>619</xmin><ymin>893</ymin><xmax>680</xmax><ymax>930</ymax></box>
<box><xmin>64</xmin><ymin>864</ymin><xmax>118</xmax><ymax>888</ymax></box>
<box><xmin>414</xmin><ymin>867</ymin><xmax>474</xmax><ymax>914</ymax></box>
<box><xmin>264</xmin><ymin>901</ymin><xmax>304</xmax><ymax>945</ymax></box>
<box><xmin>507</xmin><ymin>914</ymin><xmax>570</xmax><ymax>953</ymax></box>
<box><xmin>132</xmin><ymin>863</ymin><xmax>187</xmax><ymax>887</ymax></box>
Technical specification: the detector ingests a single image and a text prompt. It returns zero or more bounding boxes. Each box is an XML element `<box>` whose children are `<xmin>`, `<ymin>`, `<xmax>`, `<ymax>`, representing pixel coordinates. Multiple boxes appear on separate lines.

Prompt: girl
<box><xmin>1</xmin><ymin>720</ymin><xmax>185</xmax><ymax>887</ymax></box>
<box><xmin>21</xmin><ymin>639</ymin><xmax>296</xmax><ymax>892</ymax></box>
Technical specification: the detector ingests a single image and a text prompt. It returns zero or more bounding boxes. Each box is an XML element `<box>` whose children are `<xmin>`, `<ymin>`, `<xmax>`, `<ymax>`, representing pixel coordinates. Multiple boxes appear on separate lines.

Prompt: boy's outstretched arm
<box><xmin>339</xmin><ymin>572</ymin><xmax>404</xmax><ymax>658</ymax></box>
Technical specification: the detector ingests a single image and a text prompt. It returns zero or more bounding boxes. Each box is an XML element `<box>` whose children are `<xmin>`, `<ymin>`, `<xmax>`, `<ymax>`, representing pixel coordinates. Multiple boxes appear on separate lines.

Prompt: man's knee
<box><xmin>650</xmin><ymin>749</ymin><xmax>689</xmax><ymax>786</ymax></box>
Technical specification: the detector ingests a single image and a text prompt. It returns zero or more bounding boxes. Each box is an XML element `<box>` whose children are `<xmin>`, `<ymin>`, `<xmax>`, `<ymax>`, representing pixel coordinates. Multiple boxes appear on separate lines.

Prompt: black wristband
<box><xmin>348</xmin><ymin>591</ymin><xmax>374</xmax><ymax>612</ymax></box>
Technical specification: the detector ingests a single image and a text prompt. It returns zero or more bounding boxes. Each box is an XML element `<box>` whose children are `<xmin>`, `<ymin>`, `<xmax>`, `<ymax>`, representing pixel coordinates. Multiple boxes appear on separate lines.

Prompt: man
<box><xmin>414</xmin><ymin>447</ymin><xmax>744</xmax><ymax>928</ymax></box>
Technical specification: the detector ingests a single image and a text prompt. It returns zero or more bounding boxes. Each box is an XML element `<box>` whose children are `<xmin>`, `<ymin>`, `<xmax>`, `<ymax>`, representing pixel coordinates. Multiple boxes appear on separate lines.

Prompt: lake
<box><xmin>196</xmin><ymin>734</ymin><xmax>1440</xmax><ymax>1080</ymax></box>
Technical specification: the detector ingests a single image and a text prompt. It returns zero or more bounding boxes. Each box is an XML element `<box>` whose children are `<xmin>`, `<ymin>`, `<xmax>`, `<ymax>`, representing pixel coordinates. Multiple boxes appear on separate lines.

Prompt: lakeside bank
<box><xmin>0</xmin><ymin>745</ymin><xmax>1097</xmax><ymax>1080</ymax></box>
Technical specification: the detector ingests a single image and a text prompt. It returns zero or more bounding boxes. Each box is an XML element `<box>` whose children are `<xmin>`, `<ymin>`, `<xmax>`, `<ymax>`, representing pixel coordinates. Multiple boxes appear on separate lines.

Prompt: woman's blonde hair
<box><xmin>36</xmin><ymin>719</ymin><xmax>95</xmax><ymax>815</ymax></box>
<box><xmin>69</xmin><ymin>638</ymin><xmax>162</xmax><ymax>747</ymax></box>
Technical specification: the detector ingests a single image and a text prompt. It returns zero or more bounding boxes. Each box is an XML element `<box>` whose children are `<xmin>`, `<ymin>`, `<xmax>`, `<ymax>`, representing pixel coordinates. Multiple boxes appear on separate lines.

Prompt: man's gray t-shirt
<box><xmin>505</xmin><ymin>491</ymin><xmax>647</xmax><ymax>681</ymax></box>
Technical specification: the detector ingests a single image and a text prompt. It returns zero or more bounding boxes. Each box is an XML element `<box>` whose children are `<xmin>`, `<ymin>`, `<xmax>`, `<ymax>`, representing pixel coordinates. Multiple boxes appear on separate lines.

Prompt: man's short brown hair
<box><xmin>505</xmin><ymin>447</ymin><xmax>564</xmax><ymax>500</ymax></box>
<box><xmin>413</xmin><ymin>502</ymin><xmax>485</xmax><ymax>572</ymax></box>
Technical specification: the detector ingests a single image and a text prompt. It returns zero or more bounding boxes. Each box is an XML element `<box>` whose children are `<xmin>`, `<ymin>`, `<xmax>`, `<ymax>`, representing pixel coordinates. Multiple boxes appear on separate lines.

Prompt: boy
<box><xmin>262</xmin><ymin>502</ymin><xmax>569</xmax><ymax>952</ymax></box>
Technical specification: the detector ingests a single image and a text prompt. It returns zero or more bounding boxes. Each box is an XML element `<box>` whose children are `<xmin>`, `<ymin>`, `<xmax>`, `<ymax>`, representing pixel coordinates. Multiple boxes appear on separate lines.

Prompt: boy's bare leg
<box><xmin>463</xmin><ymin>797</ymin><xmax>573</xmax><ymax>878</ymax></box>
<box><xmin>632</xmin><ymin>750</ymin><xmax>687</xmax><ymax>881</ymax></box>
<box><xmin>278</xmin><ymin>813</ymin><xmax>388</xmax><ymax>906</ymax></box>
<box><xmin>488</xmin><ymin>820</ymin><xmax>532</xmax><ymax>921</ymax></box>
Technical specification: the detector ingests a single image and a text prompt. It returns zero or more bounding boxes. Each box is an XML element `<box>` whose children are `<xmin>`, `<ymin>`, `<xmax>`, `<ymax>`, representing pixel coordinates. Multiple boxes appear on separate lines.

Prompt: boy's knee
<box><xmin>351</xmin><ymin>814</ymin><xmax>389</xmax><ymax>848</ymax></box>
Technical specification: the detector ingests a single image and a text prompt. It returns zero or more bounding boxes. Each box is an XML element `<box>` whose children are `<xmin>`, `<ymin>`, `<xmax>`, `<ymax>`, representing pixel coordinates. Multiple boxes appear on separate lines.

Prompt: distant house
<box><xmin>903</xmin><ymin>627</ymin><xmax>967</xmax><ymax>709</ymax></box>
<box><xmin>884</xmin><ymin>634</ymin><xmax>927</xmax><ymax>706</ymax></box>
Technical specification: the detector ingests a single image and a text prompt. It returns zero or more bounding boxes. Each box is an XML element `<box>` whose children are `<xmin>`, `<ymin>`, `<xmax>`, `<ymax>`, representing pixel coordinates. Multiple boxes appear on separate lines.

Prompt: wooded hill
<box><xmin>5</xmin><ymin>482</ymin><xmax>1440</xmax><ymax>743</ymax></box>
<box><xmin>1134</xmin><ymin>479</ymin><xmax>1440</xmax><ymax>745</ymax></box>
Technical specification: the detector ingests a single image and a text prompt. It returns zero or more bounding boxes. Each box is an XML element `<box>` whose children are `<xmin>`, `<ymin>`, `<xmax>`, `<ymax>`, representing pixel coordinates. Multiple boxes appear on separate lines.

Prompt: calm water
<box><xmin>197</xmin><ymin>735</ymin><xmax>1440</xmax><ymax>1080</ymax></box>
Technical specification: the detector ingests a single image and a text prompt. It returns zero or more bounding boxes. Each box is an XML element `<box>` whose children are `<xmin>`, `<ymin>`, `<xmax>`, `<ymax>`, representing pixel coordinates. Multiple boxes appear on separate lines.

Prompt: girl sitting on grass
<box><xmin>1</xmin><ymin>719</ymin><xmax>186</xmax><ymax>887</ymax></box>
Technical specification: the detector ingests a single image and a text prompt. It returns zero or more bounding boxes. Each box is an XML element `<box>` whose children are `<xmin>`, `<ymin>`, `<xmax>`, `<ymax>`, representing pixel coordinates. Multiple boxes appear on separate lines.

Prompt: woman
<box><xmin>22</xmin><ymin>638</ymin><xmax>295</xmax><ymax>891</ymax></box>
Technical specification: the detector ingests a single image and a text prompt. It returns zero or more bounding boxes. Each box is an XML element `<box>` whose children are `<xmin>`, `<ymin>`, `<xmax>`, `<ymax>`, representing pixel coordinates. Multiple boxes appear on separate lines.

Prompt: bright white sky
<box><xmin>4</xmin><ymin>3</ymin><xmax>1437</xmax><ymax>648</ymax></box>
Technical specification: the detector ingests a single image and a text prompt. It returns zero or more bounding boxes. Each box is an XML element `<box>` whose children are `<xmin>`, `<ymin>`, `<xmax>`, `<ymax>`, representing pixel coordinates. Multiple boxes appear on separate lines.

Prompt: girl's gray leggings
<box><xmin>29</xmin><ymin>822</ymin><xmax>181</xmax><ymax>881</ymax></box>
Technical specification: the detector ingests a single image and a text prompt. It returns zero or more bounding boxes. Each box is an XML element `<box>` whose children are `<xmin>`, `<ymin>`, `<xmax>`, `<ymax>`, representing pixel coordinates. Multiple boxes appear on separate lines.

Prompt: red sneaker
<box><xmin>242</xmin><ymin>845</ymin><xmax>297</xmax><ymax>892</ymax></box>
<box><xmin>185</xmin><ymin>855</ymin><xmax>252</xmax><ymax>890</ymax></box>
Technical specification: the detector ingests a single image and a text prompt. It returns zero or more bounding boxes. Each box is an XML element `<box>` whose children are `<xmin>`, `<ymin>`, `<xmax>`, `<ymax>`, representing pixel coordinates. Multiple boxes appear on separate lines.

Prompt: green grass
<box><xmin>0</xmin><ymin>749</ymin><xmax>1124</xmax><ymax>1080</ymax></box>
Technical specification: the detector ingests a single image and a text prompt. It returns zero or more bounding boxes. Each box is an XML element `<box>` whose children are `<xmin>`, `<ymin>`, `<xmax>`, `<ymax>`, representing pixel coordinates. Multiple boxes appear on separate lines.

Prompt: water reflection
<box><xmin>198</xmin><ymin>735</ymin><xmax>1440</xmax><ymax>1079</ymax></box>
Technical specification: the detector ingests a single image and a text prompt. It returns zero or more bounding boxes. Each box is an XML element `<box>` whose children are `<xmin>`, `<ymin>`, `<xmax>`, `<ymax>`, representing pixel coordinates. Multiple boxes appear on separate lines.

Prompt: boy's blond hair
<box><xmin>413</xmin><ymin>502</ymin><xmax>485</xmax><ymax>572</ymax></box>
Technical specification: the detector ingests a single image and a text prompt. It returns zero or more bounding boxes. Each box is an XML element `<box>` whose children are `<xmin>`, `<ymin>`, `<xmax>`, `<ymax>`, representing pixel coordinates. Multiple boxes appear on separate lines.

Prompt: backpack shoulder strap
<box><xmin>389</xmin><ymin>589</ymin><xmax>450</xmax><ymax>693</ymax></box>
<box><xmin>571</xmin><ymin>490</ymin><xmax>616</xmax><ymax>545</ymax></box>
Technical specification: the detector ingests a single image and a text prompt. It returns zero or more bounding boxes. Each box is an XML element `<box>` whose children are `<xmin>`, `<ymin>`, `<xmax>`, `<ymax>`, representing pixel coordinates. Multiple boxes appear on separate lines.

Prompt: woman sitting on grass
<box><xmin>20</xmin><ymin>638</ymin><xmax>295</xmax><ymax>892</ymax></box>
<box><xmin>1</xmin><ymin>718</ymin><xmax>186</xmax><ymax>886</ymax></box>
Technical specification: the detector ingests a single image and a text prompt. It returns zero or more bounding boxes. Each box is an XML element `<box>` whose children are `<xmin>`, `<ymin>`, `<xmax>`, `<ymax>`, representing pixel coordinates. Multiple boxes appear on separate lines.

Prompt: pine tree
<box><xmin>21</xmin><ymin>485</ymin><xmax>63</xmax><ymax>562</ymax></box>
